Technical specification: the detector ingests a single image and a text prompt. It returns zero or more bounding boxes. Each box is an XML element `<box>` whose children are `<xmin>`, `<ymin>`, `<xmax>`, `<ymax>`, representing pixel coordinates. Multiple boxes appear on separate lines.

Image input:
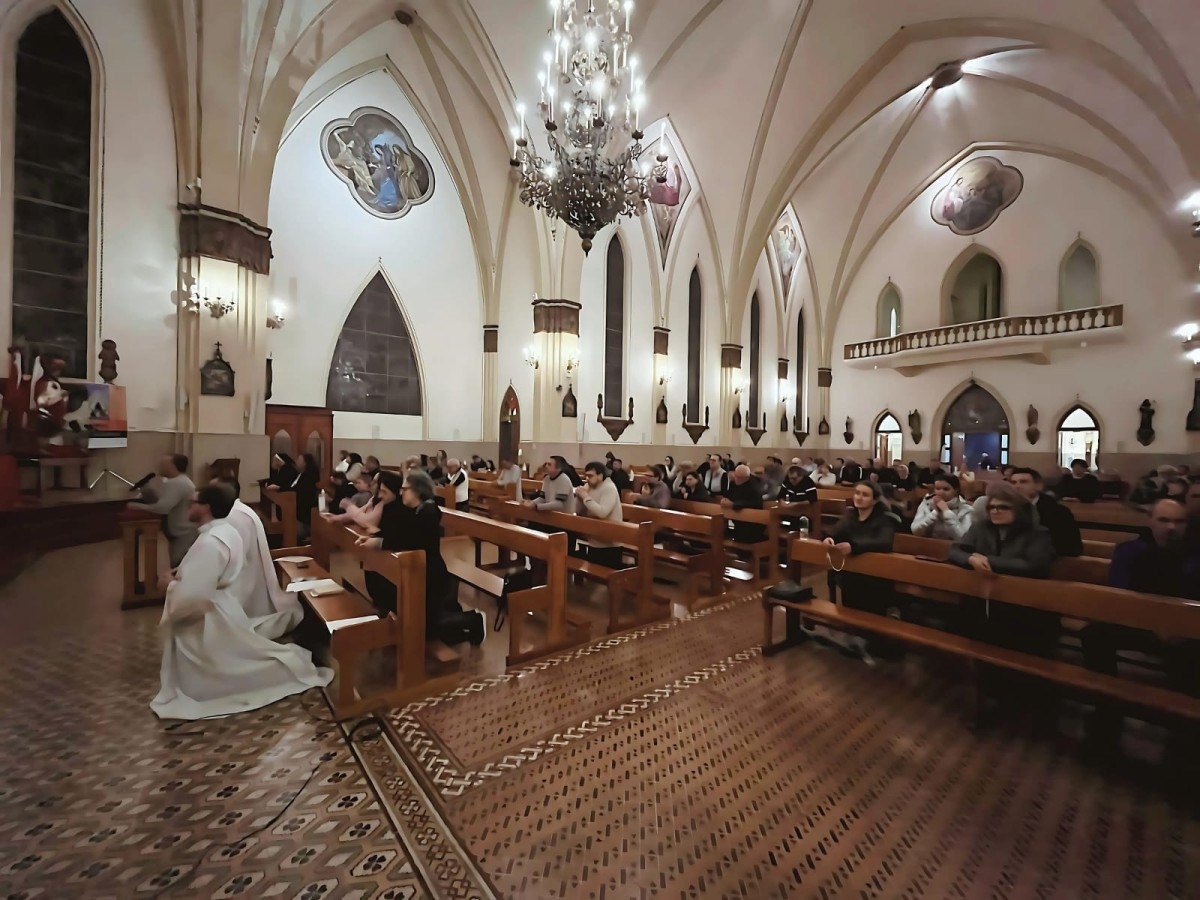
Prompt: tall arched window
<box><xmin>947</xmin><ymin>251</ymin><xmax>1003</xmax><ymax>325</ymax></box>
<box><xmin>874</xmin><ymin>412</ymin><xmax>902</xmax><ymax>466</ymax></box>
<box><xmin>603</xmin><ymin>236</ymin><xmax>625</xmax><ymax>417</ymax></box>
<box><xmin>686</xmin><ymin>266</ymin><xmax>702</xmax><ymax>422</ymax></box>
<box><xmin>876</xmin><ymin>284</ymin><xmax>902</xmax><ymax>338</ymax></box>
<box><xmin>326</xmin><ymin>273</ymin><xmax>422</xmax><ymax>414</ymax></box>
<box><xmin>748</xmin><ymin>293</ymin><xmax>761</xmax><ymax>427</ymax></box>
<box><xmin>1059</xmin><ymin>243</ymin><xmax>1100</xmax><ymax>311</ymax></box>
<box><xmin>794</xmin><ymin>308</ymin><xmax>805</xmax><ymax>426</ymax></box>
<box><xmin>11</xmin><ymin>10</ymin><xmax>93</xmax><ymax>378</ymax></box>
<box><xmin>1057</xmin><ymin>406</ymin><xmax>1100</xmax><ymax>469</ymax></box>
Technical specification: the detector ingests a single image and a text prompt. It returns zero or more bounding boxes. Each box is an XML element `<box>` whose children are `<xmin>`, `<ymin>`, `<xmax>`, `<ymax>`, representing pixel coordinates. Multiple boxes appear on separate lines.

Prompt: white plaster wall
<box><xmin>267</xmin><ymin>69</ymin><xmax>483</xmax><ymax>442</ymax></box>
<box><xmin>831</xmin><ymin>153</ymin><xmax>1196</xmax><ymax>458</ymax></box>
<box><xmin>63</xmin><ymin>0</ymin><xmax>179</xmax><ymax>431</ymax></box>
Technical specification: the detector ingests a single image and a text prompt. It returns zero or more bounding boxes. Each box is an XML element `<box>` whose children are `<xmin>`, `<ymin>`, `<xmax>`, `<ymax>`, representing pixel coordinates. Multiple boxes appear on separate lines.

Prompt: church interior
<box><xmin>1</xmin><ymin>0</ymin><xmax>1200</xmax><ymax>896</ymax></box>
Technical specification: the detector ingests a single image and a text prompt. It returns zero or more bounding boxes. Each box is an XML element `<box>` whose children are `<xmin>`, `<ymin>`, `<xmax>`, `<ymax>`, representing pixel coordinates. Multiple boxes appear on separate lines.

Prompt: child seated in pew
<box><xmin>356</xmin><ymin>471</ymin><xmax>485</xmax><ymax>647</ymax></box>
<box><xmin>323</xmin><ymin>471</ymin><xmax>385</xmax><ymax>531</ymax></box>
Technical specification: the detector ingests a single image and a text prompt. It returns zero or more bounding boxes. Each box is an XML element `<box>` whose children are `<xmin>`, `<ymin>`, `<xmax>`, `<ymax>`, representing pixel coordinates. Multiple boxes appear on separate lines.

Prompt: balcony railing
<box><xmin>844</xmin><ymin>304</ymin><xmax>1124</xmax><ymax>362</ymax></box>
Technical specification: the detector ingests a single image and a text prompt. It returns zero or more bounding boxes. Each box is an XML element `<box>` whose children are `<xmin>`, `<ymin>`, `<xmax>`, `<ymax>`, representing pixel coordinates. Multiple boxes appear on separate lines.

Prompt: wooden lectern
<box><xmin>120</xmin><ymin>510</ymin><xmax>165</xmax><ymax>609</ymax></box>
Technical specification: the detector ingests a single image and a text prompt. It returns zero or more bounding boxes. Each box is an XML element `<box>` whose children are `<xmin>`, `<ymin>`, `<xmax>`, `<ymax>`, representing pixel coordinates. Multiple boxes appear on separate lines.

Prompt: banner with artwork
<box><xmin>58</xmin><ymin>380</ymin><xmax>128</xmax><ymax>448</ymax></box>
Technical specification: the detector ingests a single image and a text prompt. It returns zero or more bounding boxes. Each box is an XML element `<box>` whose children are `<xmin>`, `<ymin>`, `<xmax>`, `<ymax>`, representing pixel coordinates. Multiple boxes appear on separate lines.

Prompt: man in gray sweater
<box><xmin>523</xmin><ymin>456</ymin><xmax>576</xmax><ymax>515</ymax></box>
<box><xmin>128</xmin><ymin>453</ymin><xmax>199</xmax><ymax>567</ymax></box>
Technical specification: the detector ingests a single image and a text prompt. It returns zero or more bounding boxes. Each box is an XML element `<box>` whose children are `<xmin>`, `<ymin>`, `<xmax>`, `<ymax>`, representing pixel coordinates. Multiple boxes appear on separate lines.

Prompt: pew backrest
<box><xmin>790</xmin><ymin>538</ymin><xmax>1200</xmax><ymax>639</ymax></box>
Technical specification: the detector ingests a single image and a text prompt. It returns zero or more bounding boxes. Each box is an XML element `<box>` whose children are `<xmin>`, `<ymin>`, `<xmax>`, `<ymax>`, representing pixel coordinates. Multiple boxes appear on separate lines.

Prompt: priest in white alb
<box><xmin>214</xmin><ymin>477</ymin><xmax>304</xmax><ymax>640</ymax></box>
<box><xmin>151</xmin><ymin>484</ymin><xmax>332</xmax><ymax>720</ymax></box>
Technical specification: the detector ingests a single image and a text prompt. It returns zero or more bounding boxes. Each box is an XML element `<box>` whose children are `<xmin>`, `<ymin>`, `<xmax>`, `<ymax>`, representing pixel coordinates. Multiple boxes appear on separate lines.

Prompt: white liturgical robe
<box><xmin>226</xmin><ymin>498</ymin><xmax>303</xmax><ymax>639</ymax></box>
<box><xmin>151</xmin><ymin>518</ymin><xmax>332</xmax><ymax>720</ymax></box>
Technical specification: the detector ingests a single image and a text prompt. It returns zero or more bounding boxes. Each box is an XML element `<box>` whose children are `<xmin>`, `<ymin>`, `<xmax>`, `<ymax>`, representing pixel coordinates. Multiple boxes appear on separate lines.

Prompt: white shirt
<box><xmin>496</xmin><ymin>465</ymin><xmax>523</xmax><ymax>500</ymax></box>
<box><xmin>448</xmin><ymin>468</ymin><xmax>468</xmax><ymax>504</ymax></box>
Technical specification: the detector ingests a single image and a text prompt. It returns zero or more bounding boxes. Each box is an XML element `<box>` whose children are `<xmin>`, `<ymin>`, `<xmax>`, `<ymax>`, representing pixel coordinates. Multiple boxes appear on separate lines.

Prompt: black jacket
<box><xmin>777</xmin><ymin>475</ymin><xmax>818</xmax><ymax>504</ymax></box>
<box><xmin>377</xmin><ymin>500</ymin><xmax>452</xmax><ymax>602</ymax></box>
<box><xmin>827</xmin><ymin>504</ymin><xmax>898</xmax><ymax>554</ymax></box>
<box><xmin>839</xmin><ymin>464</ymin><xmax>864</xmax><ymax>485</ymax></box>
<box><xmin>676</xmin><ymin>482</ymin><xmax>710</xmax><ymax>502</ymax></box>
<box><xmin>725</xmin><ymin>476</ymin><xmax>765</xmax><ymax>510</ymax></box>
<box><xmin>1036</xmin><ymin>493</ymin><xmax>1083</xmax><ymax>557</ymax></box>
<box><xmin>1053</xmin><ymin>473</ymin><xmax>1100</xmax><ymax>504</ymax></box>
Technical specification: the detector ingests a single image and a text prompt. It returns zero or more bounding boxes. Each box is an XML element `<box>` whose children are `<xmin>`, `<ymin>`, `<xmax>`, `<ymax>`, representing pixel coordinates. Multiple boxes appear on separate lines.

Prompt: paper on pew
<box><xmin>276</xmin><ymin>555</ymin><xmax>313</xmax><ymax>563</ymax></box>
<box><xmin>285</xmin><ymin>578</ymin><xmax>343</xmax><ymax>595</ymax></box>
<box><xmin>326</xmin><ymin>614</ymin><xmax>378</xmax><ymax>633</ymax></box>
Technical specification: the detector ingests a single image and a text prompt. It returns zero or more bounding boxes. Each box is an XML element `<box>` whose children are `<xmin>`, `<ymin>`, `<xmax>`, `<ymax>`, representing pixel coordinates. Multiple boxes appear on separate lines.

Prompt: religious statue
<box><xmin>1188</xmin><ymin>379</ymin><xmax>1200</xmax><ymax>433</ymax></box>
<box><xmin>843</xmin><ymin>417</ymin><xmax>854</xmax><ymax>445</ymax></box>
<box><xmin>98</xmin><ymin>339</ymin><xmax>119</xmax><ymax>384</ymax></box>
<box><xmin>907</xmin><ymin>409</ymin><xmax>922</xmax><ymax>444</ymax></box>
<box><xmin>1136</xmin><ymin>399</ymin><xmax>1155</xmax><ymax>446</ymax></box>
<box><xmin>1025</xmin><ymin>405</ymin><xmax>1040</xmax><ymax>444</ymax></box>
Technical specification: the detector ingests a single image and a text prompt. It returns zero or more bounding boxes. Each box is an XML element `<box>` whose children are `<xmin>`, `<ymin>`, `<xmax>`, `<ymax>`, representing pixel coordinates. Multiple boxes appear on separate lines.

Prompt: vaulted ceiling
<box><xmin>204</xmin><ymin>0</ymin><xmax>1199</xmax><ymax>345</ymax></box>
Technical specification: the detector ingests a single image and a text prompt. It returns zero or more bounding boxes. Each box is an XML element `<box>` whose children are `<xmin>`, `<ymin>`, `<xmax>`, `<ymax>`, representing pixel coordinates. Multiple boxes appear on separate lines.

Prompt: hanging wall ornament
<box><xmin>1136</xmin><ymin>399</ymin><xmax>1155</xmax><ymax>446</ymax></box>
<box><xmin>1025</xmin><ymin>404</ymin><xmax>1040</xmax><ymax>444</ymax></box>
<box><xmin>907</xmin><ymin>409</ymin><xmax>922</xmax><ymax>444</ymax></box>
<box><xmin>265</xmin><ymin>356</ymin><xmax>274</xmax><ymax>401</ymax></box>
<box><xmin>818</xmin><ymin>416</ymin><xmax>830</xmax><ymax>436</ymax></box>
<box><xmin>843</xmin><ymin>417</ymin><xmax>854</xmax><ymax>445</ymax></box>
<box><xmin>561</xmin><ymin>384</ymin><xmax>577</xmax><ymax>418</ymax></box>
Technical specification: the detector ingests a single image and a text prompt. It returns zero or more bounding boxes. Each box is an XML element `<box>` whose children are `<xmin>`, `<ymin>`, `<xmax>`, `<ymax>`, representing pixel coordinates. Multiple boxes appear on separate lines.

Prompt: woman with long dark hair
<box><xmin>357</xmin><ymin>470</ymin><xmax>485</xmax><ymax>646</ymax></box>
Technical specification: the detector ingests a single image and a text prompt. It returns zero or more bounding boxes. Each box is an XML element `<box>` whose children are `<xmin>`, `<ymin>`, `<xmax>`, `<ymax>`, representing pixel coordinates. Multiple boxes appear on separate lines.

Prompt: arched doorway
<box><xmin>941</xmin><ymin>384</ymin><xmax>1009</xmax><ymax>471</ymax></box>
<box><xmin>1057</xmin><ymin>406</ymin><xmax>1100</xmax><ymax>470</ymax></box>
<box><xmin>499</xmin><ymin>386</ymin><xmax>520</xmax><ymax>468</ymax></box>
<box><xmin>873</xmin><ymin>412</ymin><xmax>903</xmax><ymax>466</ymax></box>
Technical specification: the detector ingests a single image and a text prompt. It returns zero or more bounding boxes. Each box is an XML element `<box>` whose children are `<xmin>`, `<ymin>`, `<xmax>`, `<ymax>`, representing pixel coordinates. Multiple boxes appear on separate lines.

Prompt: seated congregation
<box><xmin>135</xmin><ymin>441</ymin><xmax>1200</xmax><ymax>781</ymax></box>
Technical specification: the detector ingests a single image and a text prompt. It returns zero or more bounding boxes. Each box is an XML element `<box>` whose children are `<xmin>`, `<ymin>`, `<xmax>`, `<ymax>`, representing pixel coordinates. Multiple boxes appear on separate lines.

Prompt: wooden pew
<box><xmin>258</xmin><ymin>489</ymin><xmax>297</xmax><ymax>548</ymax></box>
<box><xmin>304</xmin><ymin>513</ymin><xmax>462</xmax><ymax>715</ymax></box>
<box><xmin>467</xmin><ymin>478</ymin><xmax>516</xmax><ymax>517</ymax></box>
<box><xmin>669</xmin><ymin>498</ymin><xmax>785</xmax><ymax>586</ymax></box>
<box><xmin>497</xmin><ymin>502</ymin><xmax>664</xmax><ymax>633</ymax></box>
<box><xmin>894</xmin><ymin>533</ymin><xmax>1110</xmax><ymax>585</ymax></box>
<box><xmin>618</xmin><ymin>503</ymin><xmax>727</xmax><ymax>609</ymax></box>
<box><xmin>768</xmin><ymin>539</ymin><xmax>1200</xmax><ymax>723</ymax></box>
<box><xmin>1062</xmin><ymin>500</ymin><xmax>1149</xmax><ymax>535</ymax></box>
<box><xmin>440</xmin><ymin>508</ymin><xmax>581</xmax><ymax>664</ymax></box>
<box><xmin>120</xmin><ymin>510</ymin><xmax>165</xmax><ymax>610</ymax></box>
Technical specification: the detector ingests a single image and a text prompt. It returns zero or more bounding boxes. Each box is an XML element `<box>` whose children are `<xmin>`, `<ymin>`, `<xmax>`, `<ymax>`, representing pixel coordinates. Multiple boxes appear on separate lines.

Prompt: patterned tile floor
<box><xmin>0</xmin><ymin>541</ymin><xmax>431</xmax><ymax>900</ymax></box>
<box><xmin>364</xmin><ymin>600</ymin><xmax>1200</xmax><ymax>899</ymax></box>
<box><xmin>6</xmin><ymin>540</ymin><xmax>1200</xmax><ymax>899</ymax></box>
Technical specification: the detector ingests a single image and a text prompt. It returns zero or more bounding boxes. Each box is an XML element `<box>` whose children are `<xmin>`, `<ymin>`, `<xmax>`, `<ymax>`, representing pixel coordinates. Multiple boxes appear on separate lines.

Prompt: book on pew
<box><xmin>326</xmin><ymin>614</ymin><xmax>379</xmax><ymax>633</ymax></box>
<box><xmin>285</xmin><ymin>578</ymin><xmax>343</xmax><ymax>595</ymax></box>
<box><xmin>276</xmin><ymin>555</ymin><xmax>313</xmax><ymax>564</ymax></box>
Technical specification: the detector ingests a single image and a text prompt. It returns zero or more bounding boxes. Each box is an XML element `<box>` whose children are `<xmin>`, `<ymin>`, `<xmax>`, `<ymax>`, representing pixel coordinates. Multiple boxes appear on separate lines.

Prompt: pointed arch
<box><xmin>3</xmin><ymin>2</ymin><xmax>103</xmax><ymax>378</ymax></box>
<box><xmin>936</xmin><ymin>380</ymin><xmax>1013</xmax><ymax>468</ymax></box>
<box><xmin>686</xmin><ymin>265</ymin><xmax>703</xmax><ymax>423</ymax></box>
<box><xmin>942</xmin><ymin>245</ymin><xmax>1005</xmax><ymax>325</ymax></box>
<box><xmin>873</xmin><ymin>410</ymin><xmax>903</xmax><ymax>466</ymax></box>
<box><xmin>875</xmin><ymin>282</ymin><xmax>902</xmax><ymax>338</ymax></box>
<box><xmin>603</xmin><ymin>234</ymin><xmax>626</xmax><ymax>417</ymax></box>
<box><xmin>326</xmin><ymin>271</ymin><xmax>423</xmax><ymax>416</ymax></box>
<box><xmin>1058</xmin><ymin>239</ymin><xmax>1101</xmax><ymax>311</ymax></box>
<box><xmin>1055</xmin><ymin>402</ymin><xmax>1102</xmax><ymax>469</ymax></box>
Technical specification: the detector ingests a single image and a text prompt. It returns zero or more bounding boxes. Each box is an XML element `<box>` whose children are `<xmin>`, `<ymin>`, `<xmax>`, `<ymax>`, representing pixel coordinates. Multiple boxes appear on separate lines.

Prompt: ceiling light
<box><xmin>929</xmin><ymin>60</ymin><xmax>964</xmax><ymax>90</ymax></box>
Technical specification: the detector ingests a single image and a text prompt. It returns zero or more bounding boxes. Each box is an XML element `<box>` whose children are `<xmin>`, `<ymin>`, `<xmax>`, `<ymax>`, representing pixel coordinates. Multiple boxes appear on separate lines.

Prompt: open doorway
<box><xmin>1057</xmin><ymin>406</ymin><xmax>1099</xmax><ymax>469</ymax></box>
<box><xmin>873</xmin><ymin>412</ymin><xmax>903</xmax><ymax>466</ymax></box>
<box><xmin>941</xmin><ymin>384</ymin><xmax>1009</xmax><ymax>471</ymax></box>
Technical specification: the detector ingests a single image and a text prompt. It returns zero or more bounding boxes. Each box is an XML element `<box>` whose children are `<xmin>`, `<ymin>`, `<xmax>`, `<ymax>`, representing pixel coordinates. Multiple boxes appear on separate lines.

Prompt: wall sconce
<box><xmin>266</xmin><ymin>300</ymin><xmax>286</xmax><ymax>330</ymax></box>
<box><xmin>778</xmin><ymin>378</ymin><xmax>793</xmax><ymax>405</ymax></box>
<box><xmin>206</xmin><ymin>295</ymin><xmax>235</xmax><ymax>318</ymax></box>
<box><xmin>565</xmin><ymin>354</ymin><xmax>580</xmax><ymax>376</ymax></box>
<box><xmin>523</xmin><ymin>345</ymin><xmax>540</xmax><ymax>369</ymax></box>
<box><xmin>731</xmin><ymin>373</ymin><xmax>749</xmax><ymax>396</ymax></box>
<box><xmin>657</xmin><ymin>362</ymin><xmax>673</xmax><ymax>387</ymax></box>
<box><xmin>1179</xmin><ymin>322</ymin><xmax>1200</xmax><ymax>363</ymax></box>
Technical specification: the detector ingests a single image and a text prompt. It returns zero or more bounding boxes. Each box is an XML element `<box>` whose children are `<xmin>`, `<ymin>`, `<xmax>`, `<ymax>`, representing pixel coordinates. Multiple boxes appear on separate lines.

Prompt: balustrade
<box><xmin>844</xmin><ymin>305</ymin><xmax>1124</xmax><ymax>361</ymax></box>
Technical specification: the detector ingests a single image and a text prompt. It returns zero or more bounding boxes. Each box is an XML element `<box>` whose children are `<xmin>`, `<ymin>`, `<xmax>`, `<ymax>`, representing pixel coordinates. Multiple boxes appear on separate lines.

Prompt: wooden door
<box><xmin>265</xmin><ymin>405</ymin><xmax>333</xmax><ymax>482</ymax></box>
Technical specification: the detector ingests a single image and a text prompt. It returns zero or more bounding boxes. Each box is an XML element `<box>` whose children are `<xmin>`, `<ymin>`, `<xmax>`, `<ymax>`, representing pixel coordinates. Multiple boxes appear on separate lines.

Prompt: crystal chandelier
<box><xmin>510</xmin><ymin>0</ymin><xmax>666</xmax><ymax>254</ymax></box>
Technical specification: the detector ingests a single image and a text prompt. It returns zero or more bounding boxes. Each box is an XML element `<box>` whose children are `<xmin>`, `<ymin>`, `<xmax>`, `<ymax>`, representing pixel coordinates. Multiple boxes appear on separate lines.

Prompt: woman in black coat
<box><xmin>823</xmin><ymin>480</ymin><xmax>899</xmax><ymax>615</ymax></box>
<box><xmin>357</xmin><ymin>470</ymin><xmax>485</xmax><ymax>646</ymax></box>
